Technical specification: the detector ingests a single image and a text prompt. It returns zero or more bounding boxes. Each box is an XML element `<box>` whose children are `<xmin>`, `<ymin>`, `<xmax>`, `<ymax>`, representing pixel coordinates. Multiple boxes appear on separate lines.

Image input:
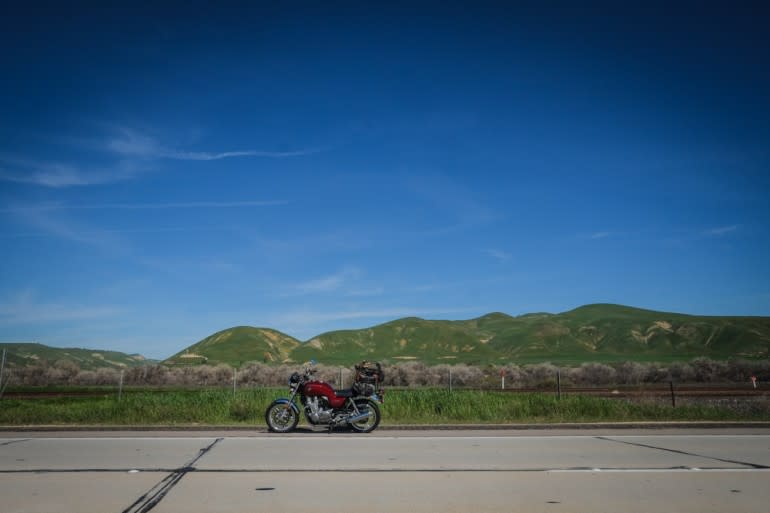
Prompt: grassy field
<box><xmin>1</xmin><ymin>388</ymin><xmax>767</xmax><ymax>426</ymax></box>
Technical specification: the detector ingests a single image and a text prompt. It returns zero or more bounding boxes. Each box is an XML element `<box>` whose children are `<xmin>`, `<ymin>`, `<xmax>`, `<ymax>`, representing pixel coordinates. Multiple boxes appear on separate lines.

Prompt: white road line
<box><xmin>549</xmin><ymin>468</ymin><xmax>770</xmax><ymax>473</ymax></box>
<box><xmin>9</xmin><ymin>434</ymin><xmax>770</xmax><ymax>441</ymax></box>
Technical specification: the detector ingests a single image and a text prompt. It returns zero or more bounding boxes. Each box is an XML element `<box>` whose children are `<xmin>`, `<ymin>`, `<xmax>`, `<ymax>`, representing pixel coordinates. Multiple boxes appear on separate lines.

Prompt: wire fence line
<box><xmin>2</xmin><ymin>358</ymin><xmax>768</xmax><ymax>390</ymax></box>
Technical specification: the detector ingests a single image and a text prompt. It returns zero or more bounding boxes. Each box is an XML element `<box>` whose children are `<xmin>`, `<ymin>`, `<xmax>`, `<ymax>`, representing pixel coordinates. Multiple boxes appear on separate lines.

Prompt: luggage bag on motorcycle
<box><xmin>353</xmin><ymin>360</ymin><xmax>383</xmax><ymax>396</ymax></box>
<box><xmin>354</xmin><ymin>360</ymin><xmax>383</xmax><ymax>384</ymax></box>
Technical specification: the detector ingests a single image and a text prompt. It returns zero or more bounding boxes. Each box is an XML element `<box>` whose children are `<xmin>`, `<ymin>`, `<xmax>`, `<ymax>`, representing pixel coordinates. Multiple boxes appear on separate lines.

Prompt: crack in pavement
<box><xmin>595</xmin><ymin>436</ymin><xmax>769</xmax><ymax>469</ymax></box>
<box><xmin>0</xmin><ymin>438</ymin><xmax>30</xmax><ymax>447</ymax></box>
<box><xmin>4</xmin><ymin>466</ymin><xmax>767</xmax><ymax>474</ymax></box>
<box><xmin>174</xmin><ymin>466</ymin><xmax>770</xmax><ymax>473</ymax></box>
<box><xmin>121</xmin><ymin>437</ymin><xmax>222</xmax><ymax>513</ymax></box>
<box><xmin>0</xmin><ymin>468</ymin><xmax>180</xmax><ymax>474</ymax></box>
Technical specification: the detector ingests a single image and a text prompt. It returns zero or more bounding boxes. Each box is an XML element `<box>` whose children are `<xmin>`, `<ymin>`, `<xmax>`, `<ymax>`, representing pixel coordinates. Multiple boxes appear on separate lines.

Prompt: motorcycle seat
<box><xmin>335</xmin><ymin>388</ymin><xmax>355</xmax><ymax>397</ymax></box>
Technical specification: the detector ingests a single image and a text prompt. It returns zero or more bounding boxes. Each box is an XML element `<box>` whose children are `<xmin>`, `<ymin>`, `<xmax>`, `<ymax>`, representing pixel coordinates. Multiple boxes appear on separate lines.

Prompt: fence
<box><xmin>2</xmin><ymin>360</ymin><xmax>768</xmax><ymax>396</ymax></box>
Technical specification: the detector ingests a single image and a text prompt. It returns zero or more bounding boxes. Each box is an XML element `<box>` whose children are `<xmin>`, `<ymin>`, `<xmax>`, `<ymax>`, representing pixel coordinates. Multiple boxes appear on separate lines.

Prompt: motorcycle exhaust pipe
<box><xmin>346</xmin><ymin>411</ymin><xmax>371</xmax><ymax>424</ymax></box>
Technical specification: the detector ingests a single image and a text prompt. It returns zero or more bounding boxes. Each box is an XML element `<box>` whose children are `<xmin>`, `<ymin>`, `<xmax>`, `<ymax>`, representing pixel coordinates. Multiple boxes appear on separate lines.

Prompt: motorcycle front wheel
<box><xmin>349</xmin><ymin>399</ymin><xmax>381</xmax><ymax>433</ymax></box>
<box><xmin>265</xmin><ymin>401</ymin><xmax>299</xmax><ymax>433</ymax></box>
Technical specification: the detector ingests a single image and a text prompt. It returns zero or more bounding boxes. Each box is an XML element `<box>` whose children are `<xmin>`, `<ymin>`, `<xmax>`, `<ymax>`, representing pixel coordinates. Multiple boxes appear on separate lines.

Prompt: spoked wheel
<box><xmin>349</xmin><ymin>399</ymin><xmax>381</xmax><ymax>433</ymax></box>
<box><xmin>265</xmin><ymin>401</ymin><xmax>299</xmax><ymax>433</ymax></box>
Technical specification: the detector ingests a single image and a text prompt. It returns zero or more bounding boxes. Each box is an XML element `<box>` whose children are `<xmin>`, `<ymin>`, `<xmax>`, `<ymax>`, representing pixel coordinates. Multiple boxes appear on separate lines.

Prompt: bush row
<box><xmin>5</xmin><ymin>357</ymin><xmax>769</xmax><ymax>388</ymax></box>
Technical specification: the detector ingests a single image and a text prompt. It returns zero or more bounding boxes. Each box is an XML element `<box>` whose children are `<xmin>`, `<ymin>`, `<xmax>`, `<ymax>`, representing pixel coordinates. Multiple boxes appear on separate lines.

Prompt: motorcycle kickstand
<box><xmin>328</xmin><ymin>419</ymin><xmax>342</xmax><ymax>433</ymax></box>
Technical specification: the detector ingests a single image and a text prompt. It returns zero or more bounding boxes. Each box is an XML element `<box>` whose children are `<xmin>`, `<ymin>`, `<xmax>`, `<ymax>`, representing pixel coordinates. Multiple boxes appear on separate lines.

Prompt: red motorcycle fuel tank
<box><xmin>303</xmin><ymin>380</ymin><xmax>347</xmax><ymax>409</ymax></box>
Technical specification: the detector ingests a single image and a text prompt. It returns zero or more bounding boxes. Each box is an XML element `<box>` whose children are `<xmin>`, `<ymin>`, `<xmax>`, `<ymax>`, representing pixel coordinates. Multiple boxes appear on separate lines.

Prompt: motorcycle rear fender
<box><xmin>271</xmin><ymin>398</ymin><xmax>300</xmax><ymax>415</ymax></box>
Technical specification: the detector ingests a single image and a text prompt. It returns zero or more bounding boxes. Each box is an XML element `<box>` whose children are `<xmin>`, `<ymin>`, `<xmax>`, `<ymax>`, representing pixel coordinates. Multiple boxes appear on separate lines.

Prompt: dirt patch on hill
<box><xmin>649</xmin><ymin>321</ymin><xmax>673</xmax><ymax>332</ymax></box>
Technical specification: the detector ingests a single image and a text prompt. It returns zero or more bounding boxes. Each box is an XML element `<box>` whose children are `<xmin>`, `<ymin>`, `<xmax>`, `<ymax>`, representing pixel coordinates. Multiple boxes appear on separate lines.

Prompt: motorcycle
<box><xmin>265</xmin><ymin>362</ymin><xmax>384</xmax><ymax>433</ymax></box>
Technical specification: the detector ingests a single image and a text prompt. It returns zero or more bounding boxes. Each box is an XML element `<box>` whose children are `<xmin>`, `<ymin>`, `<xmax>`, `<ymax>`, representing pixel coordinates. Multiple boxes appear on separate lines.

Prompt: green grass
<box><xmin>1</xmin><ymin>388</ymin><xmax>767</xmax><ymax>426</ymax></box>
<box><xmin>0</xmin><ymin>389</ymin><xmax>277</xmax><ymax>425</ymax></box>
<box><xmin>384</xmin><ymin>390</ymin><xmax>767</xmax><ymax>423</ymax></box>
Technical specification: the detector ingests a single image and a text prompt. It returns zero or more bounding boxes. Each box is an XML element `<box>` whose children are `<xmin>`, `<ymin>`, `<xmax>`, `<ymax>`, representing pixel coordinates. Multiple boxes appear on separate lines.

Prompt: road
<box><xmin>1</xmin><ymin>428</ymin><xmax>769</xmax><ymax>512</ymax></box>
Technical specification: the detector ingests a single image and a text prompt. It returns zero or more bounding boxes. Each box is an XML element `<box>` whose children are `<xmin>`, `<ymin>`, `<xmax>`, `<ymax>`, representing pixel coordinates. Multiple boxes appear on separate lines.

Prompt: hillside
<box><xmin>0</xmin><ymin>343</ymin><xmax>154</xmax><ymax>370</ymax></box>
<box><xmin>480</xmin><ymin>304</ymin><xmax>770</xmax><ymax>364</ymax></box>
<box><xmin>291</xmin><ymin>316</ymin><xmax>502</xmax><ymax>365</ymax></box>
<box><xmin>182</xmin><ymin>304</ymin><xmax>770</xmax><ymax>366</ymax></box>
<box><xmin>164</xmin><ymin>326</ymin><xmax>301</xmax><ymax>365</ymax></box>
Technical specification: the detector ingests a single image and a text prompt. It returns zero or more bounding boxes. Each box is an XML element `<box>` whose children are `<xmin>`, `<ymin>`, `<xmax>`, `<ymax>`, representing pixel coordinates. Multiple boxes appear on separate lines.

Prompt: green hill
<box><xmin>164</xmin><ymin>326</ymin><xmax>301</xmax><ymax>366</ymax></box>
<box><xmin>169</xmin><ymin>304</ymin><xmax>770</xmax><ymax>367</ymax></box>
<box><xmin>292</xmin><ymin>304</ymin><xmax>770</xmax><ymax>366</ymax></box>
<box><xmin>291</xmin><ymin>316</ymin><xmax>503</xmax><ymax>365</ymax></box>
<box><xmin>0</xmin><ymin>342</ymin><xmax>154</xmax><ymax>370</ymax></box>
<box><xmin>477</xmin><ymin>304</ymin><xmax>770</xmax><ymax>363</ymax></box>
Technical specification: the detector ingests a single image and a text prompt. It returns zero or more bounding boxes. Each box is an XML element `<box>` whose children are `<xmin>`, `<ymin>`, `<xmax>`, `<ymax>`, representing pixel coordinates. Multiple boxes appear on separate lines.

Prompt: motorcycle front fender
<box><xmin>271</xmin><ymin>398</ymin><xmax>300</xmax><ymax>415</ymax></box>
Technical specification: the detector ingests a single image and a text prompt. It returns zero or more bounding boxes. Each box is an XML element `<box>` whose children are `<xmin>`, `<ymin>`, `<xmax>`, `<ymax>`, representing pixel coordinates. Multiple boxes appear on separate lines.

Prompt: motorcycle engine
<box><xmin>305</xmin><ymin>396</ymin><xmax>332</xmax><ymax>423</ymax></box>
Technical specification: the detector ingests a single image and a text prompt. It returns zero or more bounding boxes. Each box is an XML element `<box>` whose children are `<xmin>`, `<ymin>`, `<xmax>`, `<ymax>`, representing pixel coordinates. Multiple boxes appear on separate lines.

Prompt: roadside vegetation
<box><xmin>1</xmin><ymin>388</ymin><xmax>768</xmax><ymax>426</ymax></box>
<box><xmin>4</xmin><ymin>358</ymin><xmax>768</xmax><ymax>388</ymax></box>
<box><xmin>3</xmin><ymin>358</ymin><xmax>768</xmax><ymax>426</ymax></box>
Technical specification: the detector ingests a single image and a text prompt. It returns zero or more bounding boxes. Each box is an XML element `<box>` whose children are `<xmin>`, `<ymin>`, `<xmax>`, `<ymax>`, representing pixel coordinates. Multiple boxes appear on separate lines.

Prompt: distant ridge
<box><xmin>0</xmin><ymin>342</ymin><xmax>155</xmax><ymax>370</ymax></box>
<box><xmin>172</xmin><ymin>304</ymin><xmax>770</xmax><ymax>366</ymax></box>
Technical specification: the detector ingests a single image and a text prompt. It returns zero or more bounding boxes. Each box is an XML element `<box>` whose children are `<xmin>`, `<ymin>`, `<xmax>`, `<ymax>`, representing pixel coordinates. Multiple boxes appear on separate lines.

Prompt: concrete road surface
<box><xmin>1</xmin><ymin>429</ymin><xmax>769</xmax><ymax>512</ymax></box>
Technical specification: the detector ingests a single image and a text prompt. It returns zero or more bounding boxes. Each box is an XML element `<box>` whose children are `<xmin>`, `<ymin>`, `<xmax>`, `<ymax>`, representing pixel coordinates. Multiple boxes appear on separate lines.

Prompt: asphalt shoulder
<box><xmin>2</xmin><ymin>421</ymin><xmax>770</xmax><ymax>438</ymax></box>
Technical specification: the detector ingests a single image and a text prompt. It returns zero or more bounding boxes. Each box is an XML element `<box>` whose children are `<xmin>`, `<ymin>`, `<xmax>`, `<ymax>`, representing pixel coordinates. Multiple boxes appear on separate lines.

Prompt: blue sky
<box><xmin>1</xmin><ymin>3</ymin><xmax>769</xmax><ymax>359</ymax></box>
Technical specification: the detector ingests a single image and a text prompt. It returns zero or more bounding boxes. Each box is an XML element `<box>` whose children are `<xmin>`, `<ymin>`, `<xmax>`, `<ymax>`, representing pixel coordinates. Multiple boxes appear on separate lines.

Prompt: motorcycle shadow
<box><xmin>262</xmin><ymin>425</ymin><xmax>359</xmax><ymax>435</ymax></box>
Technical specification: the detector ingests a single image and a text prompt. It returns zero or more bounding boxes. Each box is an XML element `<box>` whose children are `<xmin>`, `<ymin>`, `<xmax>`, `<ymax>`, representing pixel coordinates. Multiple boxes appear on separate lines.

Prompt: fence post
<box><xmin>669</xmin><ymin>380</ymin><xmax>676</xmax><ymax>408</ymax></box>
<box><xmin>449</xmin><ymin>367</ymin><xmax>453</xmax><ymax>393</ymax></box>
<box><xmin>118</xmin><ymin>370</ymin><xmax>124</xmax><ymax>402</ymax></box>
<box><xmin>556</xmin><ymin>368</ymin><xmax>562</xmax><ymax>400</ymax></box>
<box><xmin>0</xmin><ymin>348</ymin><xmax>6</xmax><ymax>399</ymax></box>
<box><xmin>0</xmin><ymin>348</ymin><xmax>5</xmax><ymax>389</ymax></box>
<box><xmin>233</xmin><ymin>367</ymin><xmax>237</xmax><ymax>395</ymax></box>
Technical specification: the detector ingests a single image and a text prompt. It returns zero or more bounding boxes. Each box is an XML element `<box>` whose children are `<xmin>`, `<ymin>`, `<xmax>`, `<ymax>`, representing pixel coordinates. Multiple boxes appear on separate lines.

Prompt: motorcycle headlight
<box><xmin>288</xmin><ymin>372</ymin><xmax>301</xmax><ymax>387</ymax></box>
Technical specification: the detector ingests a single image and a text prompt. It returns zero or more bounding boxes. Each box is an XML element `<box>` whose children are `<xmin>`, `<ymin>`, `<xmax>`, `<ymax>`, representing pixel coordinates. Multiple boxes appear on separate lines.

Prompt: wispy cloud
<box><xmin>409</xmin><ymin>283</ymin><xmax>441</xmax><ymax>293</ymax></box>
<box><xmin>345</xmin><ymin>287</ymin><xmax>385</xmax><ymax>297</ymax></box>
<box><xmin>704</xmin><ymin>225</ymin><xmax>739</xmax><ymax>236</ymax></box>
<box><xmin>6</xmin><ymin>206</ymin><xmax>130</xmax><ymax>253</ymax></box>
<box><xmin>274</xmin><ymin>306</ymin><xmax>480</xmax><ymax>327</ymax></box>
<box><xmin>166</xmin><ymin>149</ymin><xmax>319</xmax><ymax>160</ymax></box>
<box><xmin>0</xmin><ymin>290</ymin><xmax>123</xmax><ymax>325</ymax></box>
<box><xmin>288</xmin><ymin>268</ymin><xmax>362</xmax><ymax>296</ymax></box>
<box><xmin>483</xmin><ymin>249</ymin><xmax>511</xmax><ymax>261</ymax></box>
<box><xmin>406</xmin><ymin>173</ymin><xmax>498</xmax><ymax>234</ymax></box>
<box><xmin>1</xmin><ymin>200</ymin><xmax>288</xmax><ymax>213</ymax></box>
<box><xmin>0</xmin><ymin>125</ymin><xmax>321</xmax><ymax>188</ymax></box>
<box><xmin>0</xmin><ymin>225</ymin><xmax>238</xmax><ymax>239</ymax></box>
<box><xmin>0</xmin><ymin>157</ymin><xmax>140</xmax><ymax>188</ymax></box>
<box><xmin>105</xmin><ymin>127</ymin><xmax>321</xmax><ymax>161</ymax></box>
<box><xmin>590</xmin><ymin>231</ymin><xmax>610</xmax><ymax>239</ymax></box>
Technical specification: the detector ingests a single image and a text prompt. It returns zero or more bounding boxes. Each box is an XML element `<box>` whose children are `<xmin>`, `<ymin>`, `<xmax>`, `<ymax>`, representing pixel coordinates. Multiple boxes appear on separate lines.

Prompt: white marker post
<box><xmin>751</xmin><ymin>376</ymin><xmax>757</xmax><ymax>389</ymax></box>
<box><xmin>500</xmin><ymin>368</ymin><xmax>505</xmax><ymax>390</ymax></box>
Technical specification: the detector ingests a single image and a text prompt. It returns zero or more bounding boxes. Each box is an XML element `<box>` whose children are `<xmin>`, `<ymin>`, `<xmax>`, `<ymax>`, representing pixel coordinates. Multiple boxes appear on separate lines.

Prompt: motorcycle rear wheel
<box><xmin>265</xmin><ymin>401</ymin><xmax>299</xmax><ymax>433</ymax></box>
<box><xmin>349</xmin><ymin>399</ymin><xmax>380</xmax><ymax>433</ymax></box>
